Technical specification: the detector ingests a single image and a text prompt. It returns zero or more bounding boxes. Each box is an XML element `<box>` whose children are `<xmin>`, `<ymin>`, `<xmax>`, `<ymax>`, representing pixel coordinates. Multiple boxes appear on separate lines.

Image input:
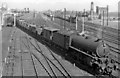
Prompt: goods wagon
<box><xmin>29</xmin><ymin>24</ymin><xmax>37</xmax><ymax>33</ymax></box>
<box><xmin>42</xmin><ymin>27</ymin><xmax>59</xmax><ymax>41</ymax></box>
<box><xmin>52</xmin><ymin>30</ymin><xmax>77</xmax><ymax>49</ymax></box>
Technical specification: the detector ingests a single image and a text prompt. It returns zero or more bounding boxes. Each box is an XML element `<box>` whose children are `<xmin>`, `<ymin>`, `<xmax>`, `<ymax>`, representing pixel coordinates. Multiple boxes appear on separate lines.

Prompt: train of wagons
<box><xmin>16</xmin><ymin>18</ymin><xmax>118</xmax><ymax>76</ymax></box>
<box><xmin>43</xmin><ymin>13</ymin><xmax>76</xmax><ymax>23</ymax></box>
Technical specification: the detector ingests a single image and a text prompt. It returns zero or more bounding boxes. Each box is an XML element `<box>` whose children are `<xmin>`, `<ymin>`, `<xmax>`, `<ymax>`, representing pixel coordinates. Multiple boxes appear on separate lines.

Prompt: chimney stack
<box><xmin>90</xmin><ymin>2</ymin><xmax>94</xmax><ymax>20</ymax></box>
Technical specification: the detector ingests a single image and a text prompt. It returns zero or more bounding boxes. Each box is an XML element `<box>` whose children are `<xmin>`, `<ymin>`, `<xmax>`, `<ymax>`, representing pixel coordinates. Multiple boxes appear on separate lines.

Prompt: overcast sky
<box><xmin>0</xmin><ymin>0</ymin><xmax>119</xmax><ymax>12</ymax></box>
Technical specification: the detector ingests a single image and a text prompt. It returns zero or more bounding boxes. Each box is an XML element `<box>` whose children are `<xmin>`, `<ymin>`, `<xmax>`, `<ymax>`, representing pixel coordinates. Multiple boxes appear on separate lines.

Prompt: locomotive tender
<box><xmin>17</xmin><ymin>19</ymin><xmax>117</xmax><ymax>75</ymax></box>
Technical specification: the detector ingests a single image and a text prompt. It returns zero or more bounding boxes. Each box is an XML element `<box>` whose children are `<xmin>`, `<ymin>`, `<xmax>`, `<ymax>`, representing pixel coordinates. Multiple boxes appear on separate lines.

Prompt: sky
<box><xmin>0</xmin><ymin>0</ymin><xmax>120</xmax><ymax>12</ymax></box>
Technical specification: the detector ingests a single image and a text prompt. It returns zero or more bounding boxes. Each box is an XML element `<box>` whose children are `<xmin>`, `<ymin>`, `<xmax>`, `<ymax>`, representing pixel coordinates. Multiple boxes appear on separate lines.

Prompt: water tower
<box><xmin>1</xmin><ymin>2</ymin><xmax>8</xmax><ymax>11</ymax></box>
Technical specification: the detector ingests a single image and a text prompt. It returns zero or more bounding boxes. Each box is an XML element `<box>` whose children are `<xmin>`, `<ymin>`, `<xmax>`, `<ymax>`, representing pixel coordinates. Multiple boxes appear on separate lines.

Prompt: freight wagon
<box><xmin>29</xmin><ymin>24</ymin><xmax>37</xmax><ymax>34</ymax></box>
<box><xmin>41</xmin><ymin>27</ymin><xmax>59</xmax><ymax>42</ymax></box>
<box><xmin>52</xmin><ymin>30</ymin><xmax>76</xmax><ymax>50</ymax></box>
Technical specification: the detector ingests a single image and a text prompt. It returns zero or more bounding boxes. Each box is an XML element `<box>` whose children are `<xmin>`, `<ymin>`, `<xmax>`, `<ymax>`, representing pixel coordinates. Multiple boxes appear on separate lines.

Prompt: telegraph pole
<box><xmin>80</xmin><ymin>9</ymin><xmax>87</xmax><ymax>35</ymax></box>
<box><xmin>107</xmin><ymin>5</ymin><xmax>109</xmax><ymax>26</ymax></box>
<box><xmin>103</xmin><ymin>11</ymin><xmax>104</xmax><ymax>26</ymax></box>
<box><xmin>64</xmin><ymin>8</ymin><xmax>66</xmax><ymax>29</ymax></box>
<box><xmin>82</xmin><ymin>9</ymin><xmax>85</xmax><ymax>34</ymax></box>
<box><xmin>90</xmin><ymin>2</ymin><xmax>94</xmax><ymax>23</ymax></box>
<box><xmin>82</xmin><ymin>15</ymin><xmax>84</xmax><ymax>33</ymax></box>
<box><xmin>76</xmin><ymin>11</ymin><xmax>78</xmax><ymax>30</ymax></box>
<box><xmin>33</xmin><ymin>10</ymin><xmax>35</xmax><ymax>18</ymax></box>
<box><xmin>102</xmin><ymin>10</ymin><xmax>105</xmax><ymax>46</ymax></box>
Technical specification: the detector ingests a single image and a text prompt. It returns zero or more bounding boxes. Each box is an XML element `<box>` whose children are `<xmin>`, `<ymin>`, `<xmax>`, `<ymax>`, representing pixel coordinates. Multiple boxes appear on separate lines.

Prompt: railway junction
<box><xmin>1</xmin><ymin>3</ymin><xmax>120</xmax><ymax>78</ymax></box>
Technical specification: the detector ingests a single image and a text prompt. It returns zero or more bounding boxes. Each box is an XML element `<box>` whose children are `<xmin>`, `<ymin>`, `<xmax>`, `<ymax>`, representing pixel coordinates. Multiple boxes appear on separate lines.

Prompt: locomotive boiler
<box><xmin>70</xmin><ymin>35</ymin><xmax>110</xmax><ymax>58</ymax></box>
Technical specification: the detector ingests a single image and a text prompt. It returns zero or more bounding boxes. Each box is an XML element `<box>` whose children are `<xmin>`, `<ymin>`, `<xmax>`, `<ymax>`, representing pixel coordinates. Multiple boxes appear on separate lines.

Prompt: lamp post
<box><xmin>76</xmin><ymin>15</ymin><xmax>78</xmax><ymax>30</ymax></box>
<box><xmin>82</xmin><ymin>15</ymin><xmax>84</xmax><ymax>33</ymax></box>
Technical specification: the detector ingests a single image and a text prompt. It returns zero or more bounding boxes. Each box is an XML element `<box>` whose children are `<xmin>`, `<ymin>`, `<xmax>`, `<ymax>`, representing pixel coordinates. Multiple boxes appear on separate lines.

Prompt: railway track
<box><xmin>84</xmin><ymin>26</ymin><xmax>119</xmax><ymax>46</ymax></box>
<box><xmin>20</xmin><ymin>13</ymin><xmax>119</xmax><ymax>46</ymax></box>
<box><xmin>51</xmin><ymin>17</ymin><xmax>120</xmax><ymax>45</ymax></box>
<box><xmin>27</xmin><ymin>31</ymin><xmax>120</xmax><ymax>77</ymax></box>
<box><xmin>4</xmin><ymin>29</ymin><xmax>17</xmax><ymax>76</ymax></box>
<box><xmin>22</xmin><ymin>34</ymin><xmax>72</xmax><ymax>77</ymax></box>
<box><xmin>17</xmin><ymin>14</ymin><xmax>120</xmax><ymax>76</ymax></box>
<box><xmin>21</xmin><ymin>38</ymin><xmax>41</xmax><ymax>78</ymax></box>
<box><xmin>17</xmin><ymin>25</ymin><xmax>120</xmax><ymax>77</ymax></box>
<box><xmin>83</xmin><ymin>25</ymin><xmax>120</xmax><ymax>59</ymax></box>
<box><xmin>34</xmin><ymin>39</ymin><xmax>72</xmax><ymax>77</ymax></box>
<box><xmin>84</xmin><ymin>25</ymin><xmax>119</xmax><ymax>41</ymax></box>
<box><xmin>109</xmin><ymin>46</ymin><xmax>120</xmax><ymax>65</ymax></box>
<box><xmin>19</xmin><ymin>31</ymin><xmax>24</xmax><ymax>77</ymax></box>
<box><xmin>52</xmin><ymin>16</ymin><xmax>119</xmax><ymax>41</ymax></box>
<box><xmin>22</xmin><ymin>36</ymin><xmax>52</xmax><ymax>77</ymax></box>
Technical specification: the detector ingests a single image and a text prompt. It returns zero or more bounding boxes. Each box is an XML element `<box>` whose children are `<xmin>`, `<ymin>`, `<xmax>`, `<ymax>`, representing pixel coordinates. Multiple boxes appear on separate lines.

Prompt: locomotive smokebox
<box><xmin>96</xmin><ymin>42</ymin><xmax>110</xmax><ymax>57</ymax></box>
<box><xmin>71</xmin><ymin>35</ymin><xmax>110</xmax><ymax>57</ymax></box>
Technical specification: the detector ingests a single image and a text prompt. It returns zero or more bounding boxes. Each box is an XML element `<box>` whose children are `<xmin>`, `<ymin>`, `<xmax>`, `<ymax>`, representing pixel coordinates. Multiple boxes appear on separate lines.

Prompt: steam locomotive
<box><xmin>16</xmin><ymin>19</ymin><xmax>117</xmax><ymax>75</ymax></box>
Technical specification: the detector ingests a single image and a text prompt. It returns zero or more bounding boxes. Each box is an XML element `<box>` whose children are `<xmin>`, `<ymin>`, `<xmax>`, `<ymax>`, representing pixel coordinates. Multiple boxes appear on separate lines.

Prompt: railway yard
<box><xmin>2</xmin><ymin>26</ymin><xmax>93</xmax><ymax>77</ymax></box>
<box><xmin>1</xmin><ymin>11</ymin><xmax>120</xmax><ymax>78</ymax></box>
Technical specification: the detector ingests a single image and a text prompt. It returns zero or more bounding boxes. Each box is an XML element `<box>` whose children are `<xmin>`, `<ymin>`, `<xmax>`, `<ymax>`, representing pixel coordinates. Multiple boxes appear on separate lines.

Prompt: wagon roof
<box><xmin>57</xmin><ymin>29</ymin><xmax>77</xmax><ymax>36</ymax></box>
<box><xmin>29</xmin><ymin>24</ymin><xmax>36</xmax><ymax>27</ymax></box>
<box><xmin>19</xmin><ymin>19</ymin><xmax>25</xmax><ymax>21</ymax></box>
<box><xmin>44</xmin><ymin>27</ymin><xmax>60</xmax><ymax>31</ymax></box>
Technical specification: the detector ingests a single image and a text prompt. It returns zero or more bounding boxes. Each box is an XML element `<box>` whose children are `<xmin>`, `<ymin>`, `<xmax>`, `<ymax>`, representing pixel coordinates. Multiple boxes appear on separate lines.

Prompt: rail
<box><xmin>23</xmin><ymin>35</ymin><xmax>70</xmax><ymax>77</ymax></box>
<box><xmin>34</xmin><ymin>39</ymin><xmax>72</xmax><ymax>78</ymax></box>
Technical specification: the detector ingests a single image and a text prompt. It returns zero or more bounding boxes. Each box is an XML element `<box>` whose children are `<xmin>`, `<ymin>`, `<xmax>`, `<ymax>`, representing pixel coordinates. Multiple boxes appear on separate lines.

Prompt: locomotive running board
<box><xmin>69</xmin><ymin>46</ymin><xmax>94</xmax><ymax>59</ymax></box>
